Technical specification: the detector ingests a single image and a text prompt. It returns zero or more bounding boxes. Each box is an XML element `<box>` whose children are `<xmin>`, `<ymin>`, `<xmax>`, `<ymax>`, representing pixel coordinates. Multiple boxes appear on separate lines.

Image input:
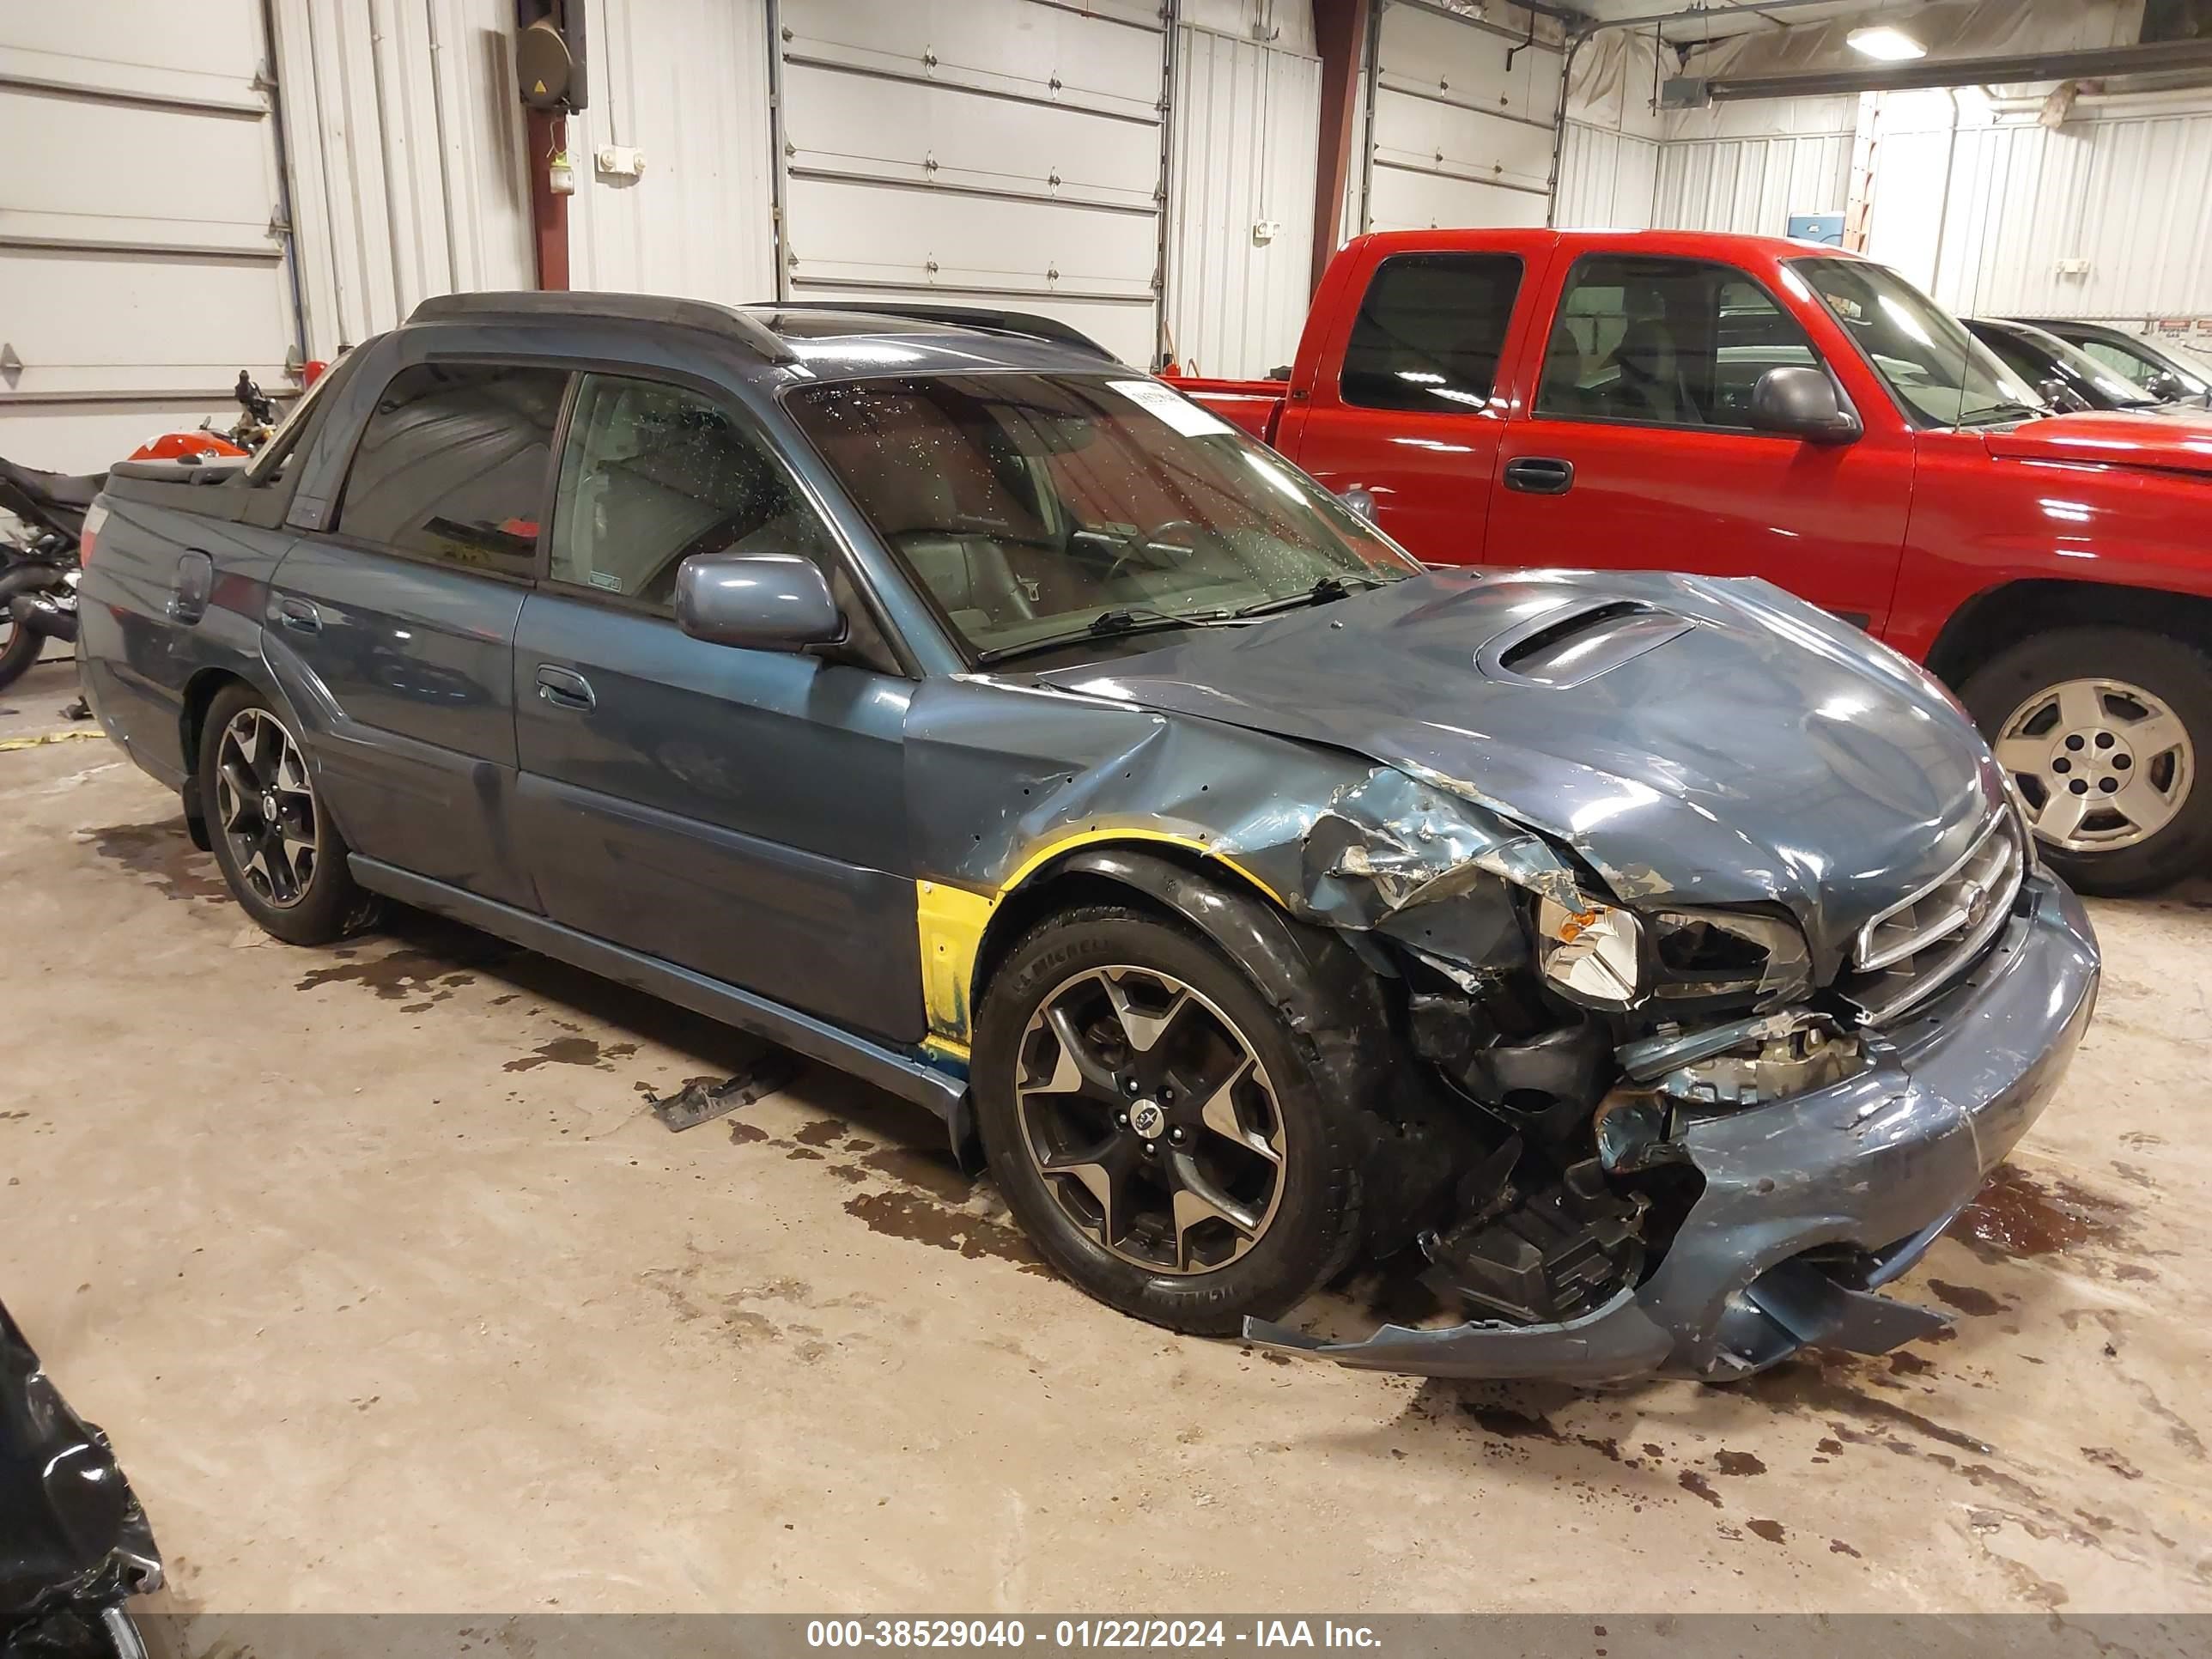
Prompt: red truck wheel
<box><xmin>1964</xmin><ymin>627</ymin><xmax>2212</xmax><ymax>896</ymax></box>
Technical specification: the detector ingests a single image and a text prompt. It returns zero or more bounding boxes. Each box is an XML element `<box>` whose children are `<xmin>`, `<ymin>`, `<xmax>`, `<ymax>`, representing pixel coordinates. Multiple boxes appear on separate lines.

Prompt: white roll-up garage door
<box><xmin>775</xmin><ymin>0</ymin><xmax>1170</xmax><ymax>366</ymax></box>
<box><xmin>0</xmin><ymin>2</ymin><xmax>297</xmax><ymax>471</ymax></box>
<box><xmin>1358</xmin><ymin>1</ymin><xmax>1562</xmax><ymax>235</ymax></box>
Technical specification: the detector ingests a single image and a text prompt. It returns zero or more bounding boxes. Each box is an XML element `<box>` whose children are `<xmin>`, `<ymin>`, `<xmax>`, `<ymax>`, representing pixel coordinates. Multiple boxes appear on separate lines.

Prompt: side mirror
<box><xmin>1749</xmin><ymin>366</ymin><xmax>1862</xmax><ymax>443</ymax></box>
<box><xmin>2145</xmin><ymin>369</ymin><xmax>2185</xmax><ymax>402</ymax></box>
<box><xmin>1339</xmin><ymin>485</ymin><xmax>1377</xmax><ymax>520</ymax></box>
<box><xmin>674</xmin><ymin>552</ymin><xmax>843</xmax><ymax>652</ymax></box>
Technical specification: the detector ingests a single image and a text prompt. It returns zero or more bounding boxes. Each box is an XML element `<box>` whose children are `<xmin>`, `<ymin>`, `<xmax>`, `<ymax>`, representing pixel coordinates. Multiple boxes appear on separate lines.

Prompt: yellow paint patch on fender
<box><xmin>915</xmin><ymin>830</ymin><xmax>1286</xmax><ymax>1051</ymax></box>
<box><xmin>916</xmin><ymin>879</ymin><xmax>994</xmax><ymax>1047</ymax></box>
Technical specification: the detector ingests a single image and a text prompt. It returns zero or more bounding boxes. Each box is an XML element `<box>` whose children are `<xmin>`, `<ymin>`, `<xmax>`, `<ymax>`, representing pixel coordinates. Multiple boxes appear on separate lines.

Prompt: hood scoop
<box><xmin>1480</xmin><ymin>599</ymin><xmax>1695</xmax><ymax>689</ymax></box>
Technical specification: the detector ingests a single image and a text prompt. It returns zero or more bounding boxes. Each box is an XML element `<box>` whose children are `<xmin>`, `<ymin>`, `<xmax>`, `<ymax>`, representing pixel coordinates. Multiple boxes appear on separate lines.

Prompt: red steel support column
<box><xmin>526</xmin><ymin>107</ymin><xmax>570</xmax><ymax>290</ymax></box>
<box><xmin>1310</xmin><ymin>0</ymin><xmax>1370</xmax><ymax>294</ymax></box>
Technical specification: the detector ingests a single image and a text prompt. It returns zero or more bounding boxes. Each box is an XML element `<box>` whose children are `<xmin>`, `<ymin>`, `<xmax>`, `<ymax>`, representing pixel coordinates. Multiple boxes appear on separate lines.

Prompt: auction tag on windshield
<box><xmin>1109</xmin><ymin>379</ymin><xmax>1236</xmax><ymax>438</ymax></box>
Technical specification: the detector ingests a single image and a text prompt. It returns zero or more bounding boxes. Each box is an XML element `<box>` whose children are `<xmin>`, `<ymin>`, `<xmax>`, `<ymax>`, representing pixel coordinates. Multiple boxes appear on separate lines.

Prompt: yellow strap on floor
<box><xmin>0</xmin><ymin>729</ymin><xmax>105</xmax><ymax>751</ymax></box>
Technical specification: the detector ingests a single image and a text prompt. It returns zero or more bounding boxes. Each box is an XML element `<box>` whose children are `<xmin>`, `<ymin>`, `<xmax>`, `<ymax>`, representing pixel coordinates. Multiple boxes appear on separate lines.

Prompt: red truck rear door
<box><xmin>1486</xmin><ymin>247</ymin><xmax>1912</xmax><ymax>633</ymax></box>
<box><xmin>1273</xmin><ymin>239</ymin><xmax>1546</xmax><ymax>565</ymax></box>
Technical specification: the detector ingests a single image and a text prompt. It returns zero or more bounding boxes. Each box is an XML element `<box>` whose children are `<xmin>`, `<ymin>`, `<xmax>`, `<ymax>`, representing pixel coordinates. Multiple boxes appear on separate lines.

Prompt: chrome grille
<box><xmin>1845</xmin><ymin>811</ymin><xmax>2027</xmax><ymax>1026</ymax></box>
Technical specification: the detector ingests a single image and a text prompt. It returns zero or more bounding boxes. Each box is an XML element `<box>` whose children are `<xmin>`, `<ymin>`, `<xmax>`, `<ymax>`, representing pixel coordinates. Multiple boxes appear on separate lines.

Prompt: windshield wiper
<box><xmin>1958</xmin><ymin>401</ymin><xmax>2047</xmax><ymax>427</ymax></box>
<box><xmin>1232</xmin><ymin>572</ymin><xmax>1393</xmax><ymax>618</ymax></box>
<box><xmin>975</xmin><ymin>606</ymin><xmax>1231</xmax><ymax>665</ymax></box>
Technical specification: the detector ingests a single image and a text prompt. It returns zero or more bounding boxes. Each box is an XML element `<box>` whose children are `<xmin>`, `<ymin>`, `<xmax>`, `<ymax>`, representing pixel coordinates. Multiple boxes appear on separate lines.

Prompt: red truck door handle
<box><xmin>1504</xmin><ymin>457</ymin><xmax>1575</xmax><ymax>495</ymax></box>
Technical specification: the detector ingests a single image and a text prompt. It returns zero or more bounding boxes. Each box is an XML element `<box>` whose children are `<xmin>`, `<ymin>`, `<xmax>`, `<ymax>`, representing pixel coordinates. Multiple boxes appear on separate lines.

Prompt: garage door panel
<box><xmin>0</xmin><ymin>249</ymin><xmax>290</xmax><ymax>396</ymax></box>
<box><xmin>786</xmin><ymin>175</ymin><xmax>1156</xmax><ymax>295</ymax></box>
<box><xmin>781</xmin><ymin>60</ymin><xmax>1157</xmax><ymax>210</ymax></box>
<box><xmin>787</xmin><ymin>283</ymin><xmax>1152</xmax><ymax>368</ymax></box>
<box><xmin>1367</xmin><ymin>164</ymin><xmax>1549</xmax><ymax>234</ymax></box>
<box><xmin>784</xmin><ymin>0</ymin><xmax>1163</xmax><ymax>119</ymax></box>
<box><xmin>778</xmin><ymin>0</ymin><xmax>1166</xmax><ymax>368</ymax></box>
<box><xmin>0</xmin><ymin>93</ymin><xmax>276</xmax><ymax>249</ymax></box>
<box><xmin>1375</xmin><ymin>4</ymin><xmax>1561</xmax><ymax>130</ymax></box>
<box><xmin>1372</xmin><ymin>89</ymin><xmax>1555</xmax><ymax>198</ymax></box>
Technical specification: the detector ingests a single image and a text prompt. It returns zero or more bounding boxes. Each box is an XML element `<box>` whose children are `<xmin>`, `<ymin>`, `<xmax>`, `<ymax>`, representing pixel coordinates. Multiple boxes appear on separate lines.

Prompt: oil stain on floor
<box><xmin>80</xmin><ymin>819</ymin><xmax>229</xmax><ymax>902</ymax></box>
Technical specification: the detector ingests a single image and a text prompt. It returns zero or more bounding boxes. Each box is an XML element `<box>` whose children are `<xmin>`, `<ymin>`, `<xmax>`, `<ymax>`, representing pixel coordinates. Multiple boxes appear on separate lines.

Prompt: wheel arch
<box><xmin>966</xmin><ymin>842</ymin><xmax>1395</xmax><ymax>1113</ymax></box>
<box><xmin>1926</xmin><ymin>579</ymin><xmax>2212</xmax><ymax>687</ymax></box>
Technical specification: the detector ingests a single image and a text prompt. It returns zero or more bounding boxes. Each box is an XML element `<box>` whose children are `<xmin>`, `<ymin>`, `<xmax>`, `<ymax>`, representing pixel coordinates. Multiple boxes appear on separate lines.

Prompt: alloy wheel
<box><xmin>1014</xmin><ymin>965</ymin><xmax>1286</xmax><ymax>1276</ymax></box>
<box><xmin>1993</xmin><ymin>678</ymin><xmax>2194</xmax><ymax>854</ymax></box>
<box><xmin>214</xmin><ymin>708</ymin><xmax>319</xmax><ymax>908</ymax></box>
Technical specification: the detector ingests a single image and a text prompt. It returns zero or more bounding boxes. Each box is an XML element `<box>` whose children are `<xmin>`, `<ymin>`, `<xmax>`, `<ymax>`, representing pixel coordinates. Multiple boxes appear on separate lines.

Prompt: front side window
<box><xmin>1339</xmin><ymin>252</ymin><xmax>1522</xmax><ymax>412</ymax></box>
<box><xmin>335</xmin><ymin>362</ymin><xmax>567</xmax><ymax>575</ymax></box>
<box><xmin>1535</xmin><ymin>256</ymin><xmax>1824</xmax><ymax>430</ymax></box>
<box><xmin>549</xmin><ymin>374</ymin><xmax>836</xmax><ymax>607</ymax></box>
<box><xmin>1787</xmin><ymin>258</ymin><xmax>2040</xmax><ymax>428</ymax></box>
<box><xmin>784</xmin><ymin>374</ymin><xmax>1419</xmax><ymax>663</ymax></box>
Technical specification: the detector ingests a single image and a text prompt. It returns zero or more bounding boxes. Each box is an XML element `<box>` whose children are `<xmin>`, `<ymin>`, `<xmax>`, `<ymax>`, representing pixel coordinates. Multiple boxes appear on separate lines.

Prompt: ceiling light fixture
<box><xmin>1848</xmin><ymin>25</ymin><xmax>1928</xmax><ymax>62</ymax></box>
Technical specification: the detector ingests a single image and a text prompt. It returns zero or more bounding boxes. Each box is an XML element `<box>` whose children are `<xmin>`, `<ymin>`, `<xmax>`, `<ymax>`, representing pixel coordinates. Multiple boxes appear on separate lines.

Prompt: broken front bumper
<box><xmin>1247</xmin><ymin>873</ymin><xmax>2100</xmax><ymax>1382</ymax></box>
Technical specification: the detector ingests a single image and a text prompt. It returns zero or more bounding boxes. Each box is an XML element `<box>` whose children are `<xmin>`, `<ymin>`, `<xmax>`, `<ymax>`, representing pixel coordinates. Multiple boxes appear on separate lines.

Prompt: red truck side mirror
<box><xmin>1750</xmin><ymin>367</ymin><xmax>1862</xmax><ymax>445</ymax></box>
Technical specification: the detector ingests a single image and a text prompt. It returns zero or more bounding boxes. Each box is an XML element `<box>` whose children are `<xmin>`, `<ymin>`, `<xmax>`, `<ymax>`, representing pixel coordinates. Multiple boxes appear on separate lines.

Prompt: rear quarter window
<box><xmin>335</xmin><ymin>362</ymin><xmax>568</xmax><ymax>576</ymax></box>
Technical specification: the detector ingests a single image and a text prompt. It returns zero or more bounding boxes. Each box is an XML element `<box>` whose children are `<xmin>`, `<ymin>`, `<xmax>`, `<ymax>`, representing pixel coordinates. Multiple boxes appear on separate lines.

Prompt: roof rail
<box><xmin>755</xmin><ymin>300</ymin><xmax>1118</xmax><ymax>362</ymax></box>
<box><xmin>405</xmin><ymin>289</ymin><xmax>798</xmax><ymax>366</ymax></box>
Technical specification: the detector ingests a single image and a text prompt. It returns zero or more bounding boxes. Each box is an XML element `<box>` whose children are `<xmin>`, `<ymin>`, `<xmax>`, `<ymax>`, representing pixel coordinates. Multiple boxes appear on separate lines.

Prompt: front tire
<box><xmin>1961</xmin><ymin>626</ymin><xmax>2212</xmax><ymax>896</ymax></box>
<box><xmin>973</xmin><ymin>905</ymin><xmax>1368</xmax><ymax>1336</ymax></box>
<box><xmin>0</xmin><ymin>565</ymin><xmax>58</xmax><ymax>690</ymax></box>
<box><xmin>197</xmin><ymin>683</ymin><xmax>378</xmax><ymax>945</ymax></box>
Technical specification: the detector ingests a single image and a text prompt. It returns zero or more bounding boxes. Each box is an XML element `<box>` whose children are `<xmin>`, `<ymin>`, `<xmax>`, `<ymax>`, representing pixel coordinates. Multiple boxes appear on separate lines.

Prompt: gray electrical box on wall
<box><xmin>1660</xmin><ymin>76</ymin><xmax>1711</xmax><ymax>110</ymax></box>
<box><xmin>516</xmin><ymin>0</ymin><xmax>589</xmax><ymax>111</ymax></box>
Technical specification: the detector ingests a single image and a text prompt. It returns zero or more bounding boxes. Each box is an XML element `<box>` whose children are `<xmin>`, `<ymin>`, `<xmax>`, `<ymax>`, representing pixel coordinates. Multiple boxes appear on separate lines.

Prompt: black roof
<box><xmin>404</xmin><ymin>291</ymin><xmax>1119</xmax><ymax>374</ymax></box>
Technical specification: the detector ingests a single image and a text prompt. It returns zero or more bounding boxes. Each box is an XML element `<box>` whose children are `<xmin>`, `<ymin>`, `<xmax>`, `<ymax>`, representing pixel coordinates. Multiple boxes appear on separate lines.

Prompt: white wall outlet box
<box><xmin>596</xmin><ymin>144</ymin><xmax>646</xmax><ymax>178</ymax></box>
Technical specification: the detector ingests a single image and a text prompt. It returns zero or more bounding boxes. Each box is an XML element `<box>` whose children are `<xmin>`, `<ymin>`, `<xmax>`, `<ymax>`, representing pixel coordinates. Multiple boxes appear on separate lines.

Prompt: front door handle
<box><xmin>536</xmin><ymin>664</ymin><xmax>595</xmax><ymax>711</ymax></box>
<box><xmin>1503</xmin><ymin>456</ymin><xmax>1576</xmax><ymax>495</ymax></box>
<box><xmin>276</xmin><ymin>597</ymin><xmax>321</xmax><ymax>634</ymax></box>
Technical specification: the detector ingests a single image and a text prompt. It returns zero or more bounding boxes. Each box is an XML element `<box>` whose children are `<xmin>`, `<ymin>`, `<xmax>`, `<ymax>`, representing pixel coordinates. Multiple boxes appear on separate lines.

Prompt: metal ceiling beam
<box><xmin>1569</xmin><ymin>0</ymin><xmax>1862</xmax><ymax>38</ymax></box>
<box><xmin>1705</xmin><ymin>39</ymin><xmax>2212</xmax><ymax>99</ymax></box>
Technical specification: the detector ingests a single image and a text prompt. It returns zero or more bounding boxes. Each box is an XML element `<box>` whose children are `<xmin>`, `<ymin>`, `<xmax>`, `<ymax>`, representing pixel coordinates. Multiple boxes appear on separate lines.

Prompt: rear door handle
<box><xmin>276</xmin><ymin>597</ymin><xmax>321</xmax><ymax>634</ymax></box>
<box><xmin>536</xmin><ymin>664</ymin><xmax>595</xmax><ymax>711</ymax></box>
<box><xmin>1503</xmin><ymin>456</ymin><xmax>1575</xmax><ymax>495</ymax></box>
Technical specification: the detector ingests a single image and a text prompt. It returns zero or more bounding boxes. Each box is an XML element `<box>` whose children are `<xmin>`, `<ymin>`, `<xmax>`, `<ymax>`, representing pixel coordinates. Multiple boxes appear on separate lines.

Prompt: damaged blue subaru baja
<box><xmin>76</xmin><ymin>294</ymin><xmax>2099</xmax><ymax>1382</ymax></box>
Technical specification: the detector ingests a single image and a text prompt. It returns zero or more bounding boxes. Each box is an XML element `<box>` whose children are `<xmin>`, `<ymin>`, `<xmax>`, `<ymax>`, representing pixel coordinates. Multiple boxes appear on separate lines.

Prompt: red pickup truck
<box><xmin>1168</xmin><ymin>228</ymin><xmax>2212</xmax><ymax>896</ymax></box>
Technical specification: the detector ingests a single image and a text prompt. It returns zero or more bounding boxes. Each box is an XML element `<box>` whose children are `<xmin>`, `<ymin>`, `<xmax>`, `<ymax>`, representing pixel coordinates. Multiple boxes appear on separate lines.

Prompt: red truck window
<box><xmin>1339</xmin><ymin>252</ymin><xmax>1522</xmax><ymax>414</ymax></box>
<box><xmin>1534</xmin><ymin>255</ymin><xmax>1821</xmax><ymax>433</ymax></box>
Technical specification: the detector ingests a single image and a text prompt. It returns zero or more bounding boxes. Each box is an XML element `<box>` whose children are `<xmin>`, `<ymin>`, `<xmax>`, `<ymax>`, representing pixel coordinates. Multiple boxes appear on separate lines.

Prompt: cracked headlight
<box><xmin>1650</xmin><ymin>907</ymin><xmax>1811</xmax><ymax>1010</ymax></box>
<box><xmin>1534</xmin><ymin>895</ymin><xmax>1644</xmax><ymax>1007</ymax></box>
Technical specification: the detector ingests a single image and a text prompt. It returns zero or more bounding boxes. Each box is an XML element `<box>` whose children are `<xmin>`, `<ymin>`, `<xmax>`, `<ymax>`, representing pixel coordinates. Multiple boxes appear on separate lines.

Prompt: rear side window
<box><xmin>335</xmin><ymin>362</ymin><xmax>568</xmax><ymax>576</ymax></box>
<box><xmin>548</xmin><ymin>374</ymin><xmax>836</xmax><ymax>606</ymax></box>
<box><xmin>1340</xmin><ymin>253</ymin><xmax>1522</xmax><ymax>413</ymax></box>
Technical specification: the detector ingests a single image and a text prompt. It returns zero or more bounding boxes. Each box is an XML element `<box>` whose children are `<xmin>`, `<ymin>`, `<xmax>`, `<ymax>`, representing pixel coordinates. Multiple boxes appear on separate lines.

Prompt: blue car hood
<box><xmin>1039</xmin><ymin>569</ymin><xmax>2007</xmax><ymax>967</ymax></box>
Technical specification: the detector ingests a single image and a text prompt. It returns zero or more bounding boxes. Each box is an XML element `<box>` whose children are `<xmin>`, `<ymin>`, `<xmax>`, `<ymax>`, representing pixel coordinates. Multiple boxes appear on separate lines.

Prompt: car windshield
<box><xmin>2021</xmin><ymin>325</ymin><xmax>2162</xmax><ymax>408</ymax></box>
<box><xmin>785</xmin><ymin>373</ymin><xmax>1419</xmax><ymax>661</ymax></box>
<box><xmin>1787</xmin><ymin>258</ymin><xmax>2045</xmax><ymax>428</ymax></box>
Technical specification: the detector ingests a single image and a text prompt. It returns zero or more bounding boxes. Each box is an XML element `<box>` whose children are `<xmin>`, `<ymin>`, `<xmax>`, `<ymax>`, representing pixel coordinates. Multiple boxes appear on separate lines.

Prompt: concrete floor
<box><xmin>3</xmin><ymin>652</ymin><xmax>2209</xmax><ymax>1615</ymax></box>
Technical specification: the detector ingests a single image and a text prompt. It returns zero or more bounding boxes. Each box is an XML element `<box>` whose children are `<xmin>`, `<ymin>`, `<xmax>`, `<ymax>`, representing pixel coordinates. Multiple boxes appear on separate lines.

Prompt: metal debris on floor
<box><xmin>647</xmin><ymin>1047</ymin><xmax>801</xmax><ymax>1132</ymax></box>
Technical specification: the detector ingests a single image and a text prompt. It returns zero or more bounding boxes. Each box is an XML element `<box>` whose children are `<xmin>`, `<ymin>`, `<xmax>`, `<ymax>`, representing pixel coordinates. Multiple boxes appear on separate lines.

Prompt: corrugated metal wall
<box><xmin>563</xmin><ymin>0</ymin><xmax>776</xmax><ymax>302</ymax></box>
<box><xmin>1165</xmin><ymin>23</ymin><xmax>1320</xmax><ymax>379</ymax></box>
<box><xmin>1360</xmin><ymin>3</ymin><xmax>1560</xmax><ymax>234</ymax></box>
<box><xmin>1556</xmin><ymin>123</ymin><xmax>1659</xmax><ymax>230</ymax></box>
<box><xmin>1555</xmin><ymin>32</ymin><xmax>1663</xmax><ymax>231</ymax></box>
<box><xmin>271</xmin><ymin>0</ymin><xmax>534</xmax><ymax>358</ymax></box>
<box><xmin>1650</xmin><ymin>113</ymin><xmax>1856</xmax><ymax>238</ymax></box>
<box><xmin>1908</xmin><ymin>106</ymin><xmax>2212</xmax><ymax>320</ymax></box>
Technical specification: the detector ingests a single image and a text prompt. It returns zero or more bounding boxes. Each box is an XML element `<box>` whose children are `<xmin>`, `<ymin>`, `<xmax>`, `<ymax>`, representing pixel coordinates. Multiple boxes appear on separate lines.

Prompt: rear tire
<box><xmin>972</xmin><ymin>905</ymin><xmax>1368</xmax><ymax>1336</ymax></box>
<box><xmin>1960</xmin><ymin>626</ymin><xmax>2212</xmax><ymax>896</ymax></box>
<box><xmin>196</xmin><ymin>683</ymin><xmax>380</xmax><ymax>945</ymax></box>
<box><xmin>0</xmin><ymin>566</ymin><xmax>58</xmax><ymax>690</ymax></box>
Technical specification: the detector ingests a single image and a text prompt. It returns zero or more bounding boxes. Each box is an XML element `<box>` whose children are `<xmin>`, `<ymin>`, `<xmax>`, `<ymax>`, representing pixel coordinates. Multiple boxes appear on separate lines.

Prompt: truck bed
<box><xmin>1162</xmin><ymin>375</ymin><xmax>1287</xmax><ymax>443</ymax></box>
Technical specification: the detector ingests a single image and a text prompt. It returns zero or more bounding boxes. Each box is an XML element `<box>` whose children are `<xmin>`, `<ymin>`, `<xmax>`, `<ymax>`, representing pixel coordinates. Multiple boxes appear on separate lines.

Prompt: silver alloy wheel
<box><xmin>214</xmin><ymin>707</ymin><xmax>319</xmax><ymax>908</ymax></box>
<box><xmin>1993</xmin><ymin>677</ymin><xmax>2195</xmax><ymax>853</ymax></box>
<box><xmin>1015</xmin><ymin>965</ymin><xmax>1286</xmax><ymax>1276</ymax></box>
